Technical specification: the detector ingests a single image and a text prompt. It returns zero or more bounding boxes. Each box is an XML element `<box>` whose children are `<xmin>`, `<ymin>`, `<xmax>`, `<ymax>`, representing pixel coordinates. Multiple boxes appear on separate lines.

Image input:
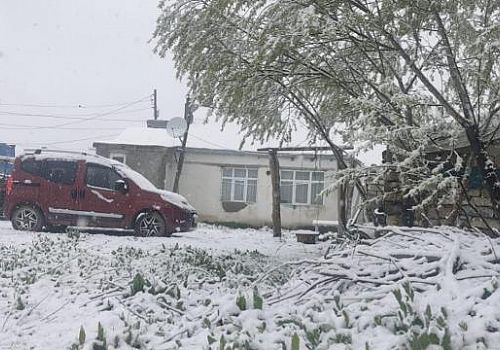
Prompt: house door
<box><xmin>78</xmin><ymin>163</ymin><xmax>128</xmax><ymax>227</ymax></box>
<box><xmin>42</xmin><ymin>160</ymin><xmax>80</xmax><ymax>224</ymax></box>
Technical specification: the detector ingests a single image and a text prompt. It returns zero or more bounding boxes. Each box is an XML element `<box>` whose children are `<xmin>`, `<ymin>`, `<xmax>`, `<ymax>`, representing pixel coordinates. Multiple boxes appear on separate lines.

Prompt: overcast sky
<box><xmin>0</xmin><ymin>0</ymin><xmax>244</xmax><ymax>150</ymax></box>
<box><xmin>0</xmin><ymin>0</ymin><xmax>379</xmax><ymax>163</ymax></box>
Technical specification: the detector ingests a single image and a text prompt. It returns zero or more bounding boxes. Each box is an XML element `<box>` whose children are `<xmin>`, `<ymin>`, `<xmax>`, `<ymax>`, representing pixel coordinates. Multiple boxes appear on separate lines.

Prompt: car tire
<box><xmin>134</xmin><ymin>211</ymin><xmax>168</xmax><ymax>237</ymax></box>
<box><xmin>11</xmin><ymin>205</ymin><xmax>44</xmax><ymax>232</ymax></box>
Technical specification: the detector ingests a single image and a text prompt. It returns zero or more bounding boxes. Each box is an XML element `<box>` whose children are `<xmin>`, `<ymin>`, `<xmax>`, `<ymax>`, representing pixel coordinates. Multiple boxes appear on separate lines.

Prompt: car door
<box><xmin>78</xmin><ymin>162</ymin><xmax>129</xmax><ymax>227</ymax></box>
<box><xmin>42</xmin><ymin>159</ymin><xmax>80</xmax><ymax>224</ymax></box>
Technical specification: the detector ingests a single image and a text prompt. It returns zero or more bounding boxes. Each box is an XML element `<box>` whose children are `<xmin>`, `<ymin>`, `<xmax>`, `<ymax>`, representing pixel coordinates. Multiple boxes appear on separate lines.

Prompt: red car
<box><xmin>4</xmin><ymin>150</ymin><xmax>197</xmax><ymax>236</ymax></box>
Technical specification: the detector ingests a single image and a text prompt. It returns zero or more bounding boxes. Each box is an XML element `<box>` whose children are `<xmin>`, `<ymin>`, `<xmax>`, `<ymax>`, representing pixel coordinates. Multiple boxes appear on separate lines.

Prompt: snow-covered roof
<box><xmin>94</xmin><ymin>127</ymin><xmax>234</xmax><ymax>150</ymax></box>
<box><xmin>92</xmin><ymin>127</ymin><xmax>359</xmax><ymax>165</ymax></box>
<box><xmin>95</xmin><ymin>127</ymin><xmax>178</xmax><ymax>148</ymax></box>
<box><xmin>93</xmin><ymin>129</ymin><xmax>343</xmax><ymax>161</ymax></box>
<box><xmin>425</xmin><ymin>131</ymin><xmax>500</xmax><ymax>154</ymax></box>
<box><xmin>94</xmin><ymin>127</ymin><xmax>346</xmax><ymax>154</ymax></box>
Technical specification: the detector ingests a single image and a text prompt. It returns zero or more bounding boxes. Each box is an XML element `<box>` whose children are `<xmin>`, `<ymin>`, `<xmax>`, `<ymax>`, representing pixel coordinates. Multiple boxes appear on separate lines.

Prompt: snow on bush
<box><xmin>1</xmin><ymin>226</ymin><xmax>499</xmax><ymax>349</ymax></box>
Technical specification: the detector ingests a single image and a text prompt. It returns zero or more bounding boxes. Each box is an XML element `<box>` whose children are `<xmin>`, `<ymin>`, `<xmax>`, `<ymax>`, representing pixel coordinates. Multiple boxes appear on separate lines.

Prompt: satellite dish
<box><xmin>166</xmin><ymin>117</ymin><xmax>188</xmax><ymax>138</ymax></box>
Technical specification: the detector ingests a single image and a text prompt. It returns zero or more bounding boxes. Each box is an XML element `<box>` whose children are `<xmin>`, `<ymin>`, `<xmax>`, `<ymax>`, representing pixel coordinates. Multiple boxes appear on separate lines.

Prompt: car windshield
<box><xmin>113</xmin><ymin>164</ymin><xmax>157</xmax><ymax>192</ymax></box>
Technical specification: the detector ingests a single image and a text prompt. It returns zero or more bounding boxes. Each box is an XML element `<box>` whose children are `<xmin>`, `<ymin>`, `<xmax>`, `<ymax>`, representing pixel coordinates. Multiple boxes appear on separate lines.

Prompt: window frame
<box><xmin>221</xmin><ymin>167</ymin><xmax>258</xmax><ymax>203</ymax></box>
<box><xmin>280</xmin><ymin>169</ymin><xmax>325</xmax><ymax>206</ymax></box>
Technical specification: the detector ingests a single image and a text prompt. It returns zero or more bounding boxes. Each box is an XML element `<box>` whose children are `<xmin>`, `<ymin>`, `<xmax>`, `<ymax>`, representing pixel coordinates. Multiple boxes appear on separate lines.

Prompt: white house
<box><xmin>93</xmin><ymin>128</ymin><xmax>341</xmax><ymax>228</ymax></box>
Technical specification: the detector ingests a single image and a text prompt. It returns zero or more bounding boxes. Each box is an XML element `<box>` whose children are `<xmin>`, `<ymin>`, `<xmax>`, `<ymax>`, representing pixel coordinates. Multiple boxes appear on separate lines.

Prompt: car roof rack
<box><xmin>23</xmin><ymin>148</ymin><xmax>108</xmax><ymax>160</ymax></box>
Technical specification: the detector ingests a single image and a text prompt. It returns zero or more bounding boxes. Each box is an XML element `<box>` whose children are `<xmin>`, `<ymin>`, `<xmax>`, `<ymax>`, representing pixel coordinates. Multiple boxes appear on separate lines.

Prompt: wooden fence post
<box><xmin>269</xmin><ymin>149</ymin><xmax>282</xmax><ymax>237</ymax></box>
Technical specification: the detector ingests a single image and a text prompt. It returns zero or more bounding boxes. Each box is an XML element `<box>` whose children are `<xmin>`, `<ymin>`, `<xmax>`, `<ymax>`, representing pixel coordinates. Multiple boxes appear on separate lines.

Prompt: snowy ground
<box><xmin>0</xmin><ymin>222</ymin><xmax>324</xmax><ymax>261</ymax></box>
<box><xmin>1</xmin><ymin>221</ymin><xmax>500</xmax><ymax>349</ymax></box>
<box><xmin>0</xmin><ymin>222</ymin><xmax>325</xmax><ymax>350</ymax></box>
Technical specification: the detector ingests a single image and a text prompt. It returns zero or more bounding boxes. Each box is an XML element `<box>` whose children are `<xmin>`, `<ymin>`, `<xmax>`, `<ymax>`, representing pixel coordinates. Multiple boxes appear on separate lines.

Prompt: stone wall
<box><xmin>366</xmin><ymin>168</ymin><xmax>499</xmax><ymax>230</ymax></box>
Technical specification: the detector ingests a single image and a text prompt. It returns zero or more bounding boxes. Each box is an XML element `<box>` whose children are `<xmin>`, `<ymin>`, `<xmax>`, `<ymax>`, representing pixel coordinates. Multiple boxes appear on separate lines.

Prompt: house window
<box><xmin>280</xmin><ymin>170</ymin><xmax>325</xmax><ymax>205</ymax></box>
<box><xmin>110</xmin><ymin>152</ymin><xmax>127</xmax><ymax>164</ymax></box>
<box><xmin>221</xmin><ymin>167</ymin><xmax>258</xmax><ymax>203</ymax></box>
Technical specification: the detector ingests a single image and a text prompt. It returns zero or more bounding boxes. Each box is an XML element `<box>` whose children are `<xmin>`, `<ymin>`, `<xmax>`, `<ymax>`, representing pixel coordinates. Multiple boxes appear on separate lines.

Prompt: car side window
<box><xmin>86</xmin><ymin>163</ymin><xmax>121</xmax><ymax>190</ymax></box>
<box><xmin>21</xmin><ymin>158</ymin><xmax>43</xmax><ymax>176</ymax></box>
<box><xmin>43</xmin><ymin>160</ymin><xmax>77</xmax><ymax>185</ymax></box>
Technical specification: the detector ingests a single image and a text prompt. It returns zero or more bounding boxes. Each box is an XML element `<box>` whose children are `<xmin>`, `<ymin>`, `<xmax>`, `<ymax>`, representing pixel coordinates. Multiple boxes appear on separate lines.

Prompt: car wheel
<box><xmin>134</xmin><ymin>211</ymin><xmax>167</xmax><ymax>237</ymax></box>
<box><xmin>11</xmin><ymin>205</ymin><xmax>44</xmax><ymax>232</ymax></box>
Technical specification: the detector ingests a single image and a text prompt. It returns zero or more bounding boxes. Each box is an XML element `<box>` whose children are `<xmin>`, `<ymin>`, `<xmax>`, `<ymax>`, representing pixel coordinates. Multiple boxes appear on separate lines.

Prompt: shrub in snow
<box><xmin>92</xmin><ymin>322</ymin><xmax>107</xmax><ymax>350</ymax></box>
<box><xmin>78</xmin><ymin>326</ymin><xmax>86</xmax><ymax>346</ymax></box>
<box><xmin>130</xmin><ymin>273</ymin><xmax>146</xmax><ymax>296</ymax></box>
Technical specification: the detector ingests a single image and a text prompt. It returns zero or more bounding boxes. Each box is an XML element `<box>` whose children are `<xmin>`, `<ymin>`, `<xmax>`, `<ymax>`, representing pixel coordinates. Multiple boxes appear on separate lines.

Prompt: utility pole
<box><xmin>153</xmin><ymin>89</ymin><xmax>159</xmax><ymax>120</ymax></box>
<box><xmin>172</xmin><ymin>96</ymin><xmax>193</xmax><ymax>193</ymax></box>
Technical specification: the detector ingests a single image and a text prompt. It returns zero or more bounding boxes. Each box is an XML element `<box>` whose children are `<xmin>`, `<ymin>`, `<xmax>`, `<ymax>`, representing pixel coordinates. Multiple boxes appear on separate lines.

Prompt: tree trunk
<box><xmin>268</xmin><ymin>150</ymin><xmax>281</xmax><ymax>237</ymax></box>
<box><xmin>338</xmin><ymin>183</ymin><xmax>347</xmax><ymax>234</ymax></box>
<box><xmin>465</xmin><ymin>126</ymin><xmax>500</xmax><ymax>220</ymax></box>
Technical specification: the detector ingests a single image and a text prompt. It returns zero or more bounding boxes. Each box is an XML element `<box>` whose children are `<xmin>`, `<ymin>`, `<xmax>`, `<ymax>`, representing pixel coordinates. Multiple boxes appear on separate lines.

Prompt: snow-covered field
<box><xmin>0</xmin><ymin>222</ymin><xmax>324</xmax><ymax>350</ymax></box>
<box><xmin>1</xmin><ymin>221</ymin><xmax>500</xmax><ymax>349</ymax></box>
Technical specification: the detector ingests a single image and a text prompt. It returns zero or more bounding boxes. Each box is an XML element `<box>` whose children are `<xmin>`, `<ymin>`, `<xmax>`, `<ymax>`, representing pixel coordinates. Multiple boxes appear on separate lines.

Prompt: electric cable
<box><xmin>0</xmin><ymin>106</ymin><xmax>151</xmax><ymax>119</ymax></box>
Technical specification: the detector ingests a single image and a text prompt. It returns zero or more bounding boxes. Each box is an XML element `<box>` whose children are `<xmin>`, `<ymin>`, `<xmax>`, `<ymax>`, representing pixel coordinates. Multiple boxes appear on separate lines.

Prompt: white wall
<box><xmin>177</xmin><ymin>149</ymin><xmax>339</xmax><ymax>228</ymax></box>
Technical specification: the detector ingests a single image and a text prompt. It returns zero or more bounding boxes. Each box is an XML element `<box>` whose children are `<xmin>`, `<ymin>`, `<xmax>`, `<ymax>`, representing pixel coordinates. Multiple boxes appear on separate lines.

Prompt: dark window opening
<box><xmin>21</xmin><ymin>158</ymin><xmax>43</xmax><ymax>177</ymax></box>
<box><xmin>43</xmin><ymin>160</ymin><xmax>77</xmax><ymax>185</ymax></box>
<box><xmin>86</xmin><ymin>164</ymin><xmax>121</xmax><ymax>190</ymax></box>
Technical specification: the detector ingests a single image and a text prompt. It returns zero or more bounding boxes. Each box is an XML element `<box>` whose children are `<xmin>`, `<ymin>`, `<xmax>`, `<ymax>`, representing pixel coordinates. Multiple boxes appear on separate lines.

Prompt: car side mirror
<box><xmin>114</xmin><ymin>179</ymin><xmax>128</xmax><ymax>193</ymax></box>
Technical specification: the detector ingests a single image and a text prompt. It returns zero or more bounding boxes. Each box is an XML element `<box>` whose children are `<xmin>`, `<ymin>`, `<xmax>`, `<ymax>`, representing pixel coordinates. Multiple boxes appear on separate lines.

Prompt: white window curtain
<box><xmin>221</xmin><ymin>167</ymin><xmax>258</xmax><ymax>203</ymax></box>
<box><xmin>280</xmin><ymin>170</ymin><xmax>325</xmax><ymax>205</ymax></box>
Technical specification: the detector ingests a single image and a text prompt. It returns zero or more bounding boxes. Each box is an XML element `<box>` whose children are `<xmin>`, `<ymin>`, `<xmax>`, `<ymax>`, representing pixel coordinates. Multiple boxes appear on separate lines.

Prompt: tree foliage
<box><xmin>153</xmin><ymin>0</ymin><xmax>500</xmax><ymax>226</ymax></box>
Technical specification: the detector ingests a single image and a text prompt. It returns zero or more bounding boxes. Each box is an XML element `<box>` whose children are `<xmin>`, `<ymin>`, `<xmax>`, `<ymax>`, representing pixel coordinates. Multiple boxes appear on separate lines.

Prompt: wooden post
<box><xmin>268</xmin><ymin>149</ymin><xmax>281</xmax><ymax>237</ymax></box>
<box><xmin>153</xmin><ymin>89</ymin><xmax>159</xmax><ymax>120</ymax></box>
<box><xmin>172</xmin><ymin>123</ymin><xmax>190</xmax><ymax>193</ymax></box>
<box><xmin>172</xmin><ymin>96</ymin><xmax>193</xmax><ymax>193</ymax></box>
<box><xmin>337</xmin><ymin>183</ymin><xmax>347</xmax><ymax>235</ymax></box>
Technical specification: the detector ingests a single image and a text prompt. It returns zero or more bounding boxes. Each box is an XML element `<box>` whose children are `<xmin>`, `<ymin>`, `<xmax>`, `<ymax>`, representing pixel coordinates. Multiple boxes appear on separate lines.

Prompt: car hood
<box><xmin>150</xmin><ymin>189</ymin><xmax>196</xmax><ymax>212</ymax></box>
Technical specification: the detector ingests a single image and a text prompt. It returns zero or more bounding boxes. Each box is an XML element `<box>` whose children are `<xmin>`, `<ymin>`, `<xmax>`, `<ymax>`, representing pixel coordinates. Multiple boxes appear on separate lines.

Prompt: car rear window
<box><xmin>21</xmin><ymin>158</ymin><xmax>43</xmax><ymax>176</ymax></box>
<box><xmin>43</xmin><ymin>160</ymin><xmax>77</xmax><ymax>185</ymax></box>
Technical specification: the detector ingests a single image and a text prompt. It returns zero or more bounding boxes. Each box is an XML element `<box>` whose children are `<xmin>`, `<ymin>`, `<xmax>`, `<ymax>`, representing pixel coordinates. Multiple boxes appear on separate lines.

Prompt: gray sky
<box><xmin>0</xmin><ymin>0</ymin><xmax>379</xmax><ymax>163</ymax></box>
<box><xmin>0</xmin><ymin>0</ymin><xmax>223</xmax><ymax>150</ymax></box>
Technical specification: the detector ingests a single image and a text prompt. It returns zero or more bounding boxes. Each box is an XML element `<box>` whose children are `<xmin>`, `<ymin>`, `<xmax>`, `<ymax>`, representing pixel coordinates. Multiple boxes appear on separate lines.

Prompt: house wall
<box><xmin>93</xmin><ymin>143</ymin><xmax>175</xmax><ymax>189</ymax></box>
<box><xmin>367</xmin><ymin>141</ymin><xmax>500</xmax><ymax>230</ymax></box>
<box><xmin>94</xmin><ymin>143</ymin><xmax>340</xmax><ymax>228</ymax></box>
<box><xmin>178</xmin><ymin>149</ymin><xmax>339</xmax><ymax>228</ymax></box>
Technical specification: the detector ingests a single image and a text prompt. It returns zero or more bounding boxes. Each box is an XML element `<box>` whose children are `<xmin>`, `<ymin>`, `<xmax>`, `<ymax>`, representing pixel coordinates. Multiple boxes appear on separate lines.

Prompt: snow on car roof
<box><xmin>20</xmin><ymin>150</ymin><xmax>122</xmax><ymax>167</ymax></box>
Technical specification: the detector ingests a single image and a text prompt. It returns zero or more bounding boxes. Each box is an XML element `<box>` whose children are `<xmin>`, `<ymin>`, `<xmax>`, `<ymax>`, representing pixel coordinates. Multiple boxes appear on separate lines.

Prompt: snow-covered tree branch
<box><xmin>153</xmin><ymin>0</ymin><xmax>500</xmax><ymax>230</ymax></box>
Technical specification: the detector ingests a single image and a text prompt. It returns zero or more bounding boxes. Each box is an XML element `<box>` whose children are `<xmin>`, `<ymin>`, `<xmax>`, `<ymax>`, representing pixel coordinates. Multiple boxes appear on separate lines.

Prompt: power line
<box><xmin>45</xmin><ymin>133</ymin><xmax>121</xmax><ymax>145</ymax></box>
<box><xmin>0</xmin><ymin>98</ymin><xmax>153</xmax><ymax>109</ymax></box>
<box><xmin>188</xmin><ymin>132</ymin><xmax>231</xmax><ymax>149</ymax></box>
<box><xmin>16</xmin><ymin>133</ymin><xmax>122</xmax><ymax>146</ymax></box>
<box><xmin>0</xmin><ymin>116</ymin><xmax>147</xmax><ymax>125</ymax></box>
<box><xmin>0</xmin><ymin>123</ymin><xmax>132</xmax><ymax>130</ymax></box>
<box><xmin>0</xmin><ymin>106</ymin><xmax>151</xmax><ymax>119</ymax></box>
<box><xmin>14</xmin><ymin>96</ymin><xmax>150</xmax><ymax>130</ymax></box>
